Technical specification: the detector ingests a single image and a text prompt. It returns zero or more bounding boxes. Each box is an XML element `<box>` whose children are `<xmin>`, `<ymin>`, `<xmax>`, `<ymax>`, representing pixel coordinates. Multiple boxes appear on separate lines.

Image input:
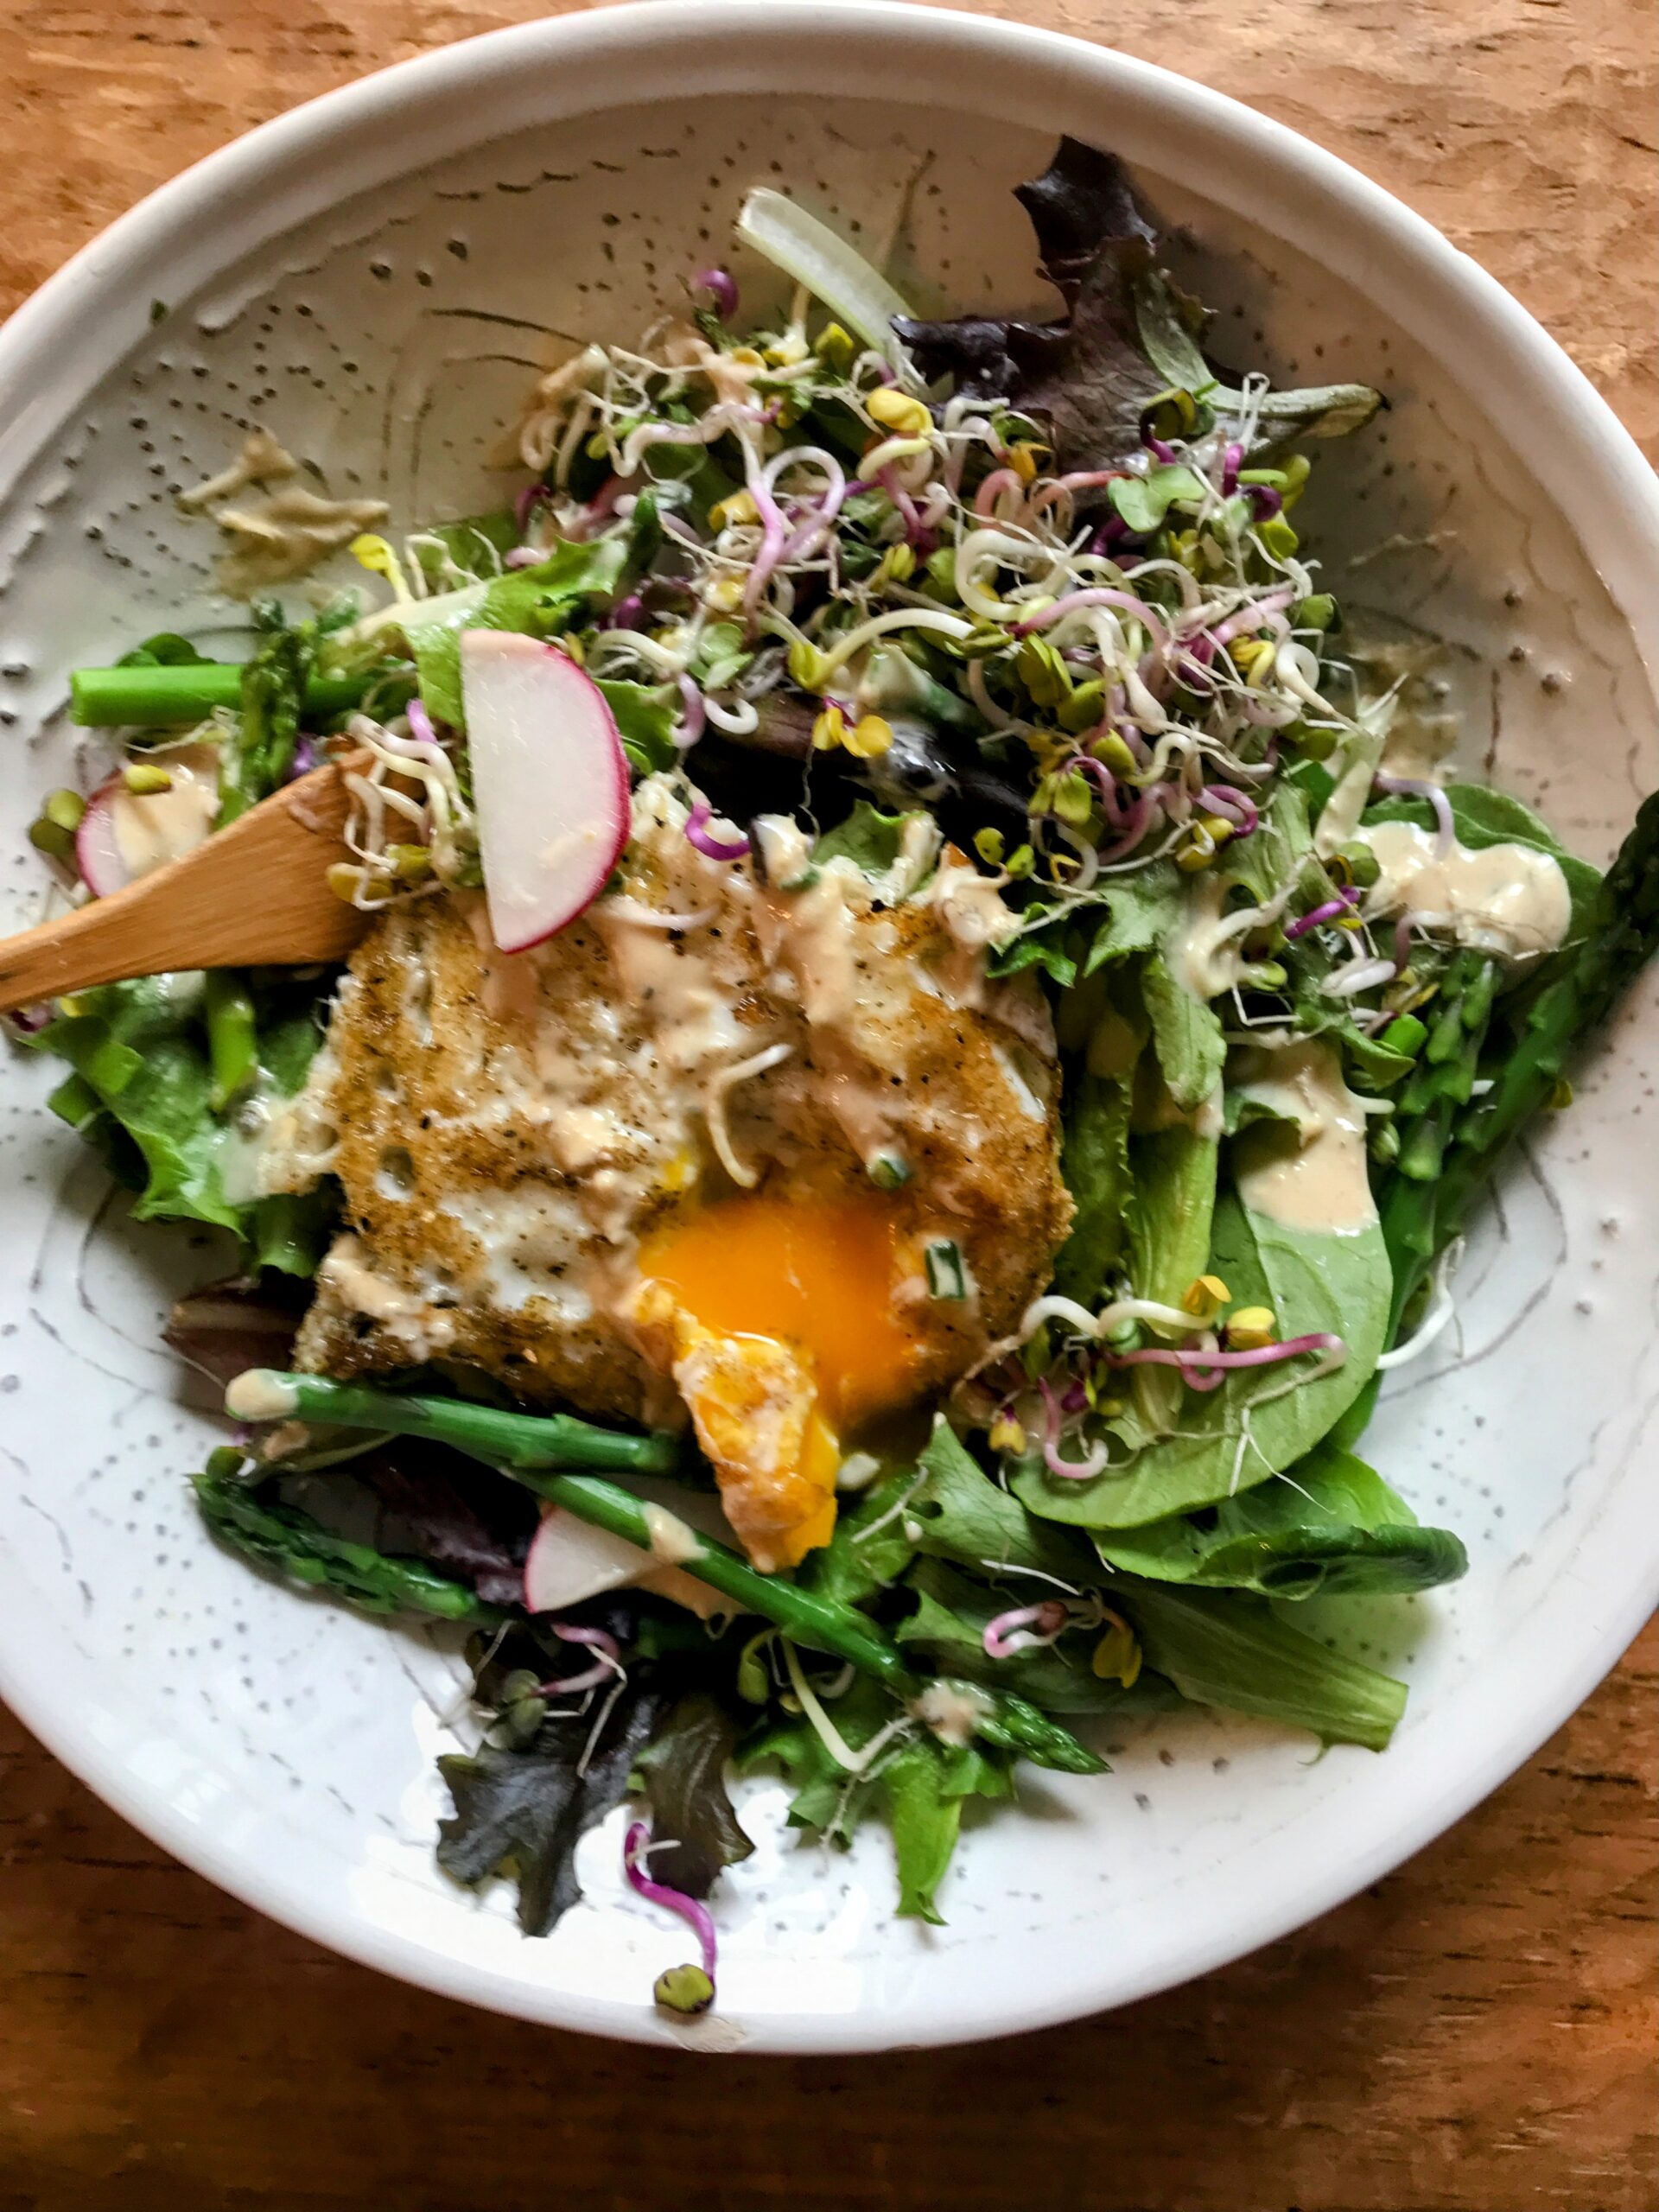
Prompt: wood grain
<box><xmin>0</xmin><ymin>3</ymin><xmax>1653</xmax><ymax>2208</ymax></box>
<box><xmin>0</xmin><ymin>765</ymin><xmax>366</xmax><ymax>1009</ymax></box>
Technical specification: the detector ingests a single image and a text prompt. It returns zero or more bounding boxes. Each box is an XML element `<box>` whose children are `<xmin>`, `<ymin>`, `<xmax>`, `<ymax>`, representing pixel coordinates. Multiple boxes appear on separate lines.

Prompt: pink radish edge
<box><xmin>523</xmin><ymin>1505</ymin><xmax>650</xmax><ymax>1615</ymax></box>
<box><xmin>73</xmin><ymin>777</ymin><xmax>131</xmax><ymax>898</ymax></box>
<box><xmin>457</xmin><ymin>631</ymin><xmax>632</xmax><ymax>954</ymax></box>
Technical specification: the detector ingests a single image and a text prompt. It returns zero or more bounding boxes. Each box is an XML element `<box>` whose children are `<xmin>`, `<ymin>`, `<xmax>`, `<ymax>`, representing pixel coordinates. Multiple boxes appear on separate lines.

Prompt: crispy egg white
<box><xmin>264</xmin><ymin>776</ymin><xmax>1071</xmax><ymax>1569</ymax></box>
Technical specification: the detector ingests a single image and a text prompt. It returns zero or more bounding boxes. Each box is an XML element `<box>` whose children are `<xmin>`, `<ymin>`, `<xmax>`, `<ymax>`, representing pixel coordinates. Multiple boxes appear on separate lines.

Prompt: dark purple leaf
<box><xmin>896</xmin><ymin>137</ymin><xmax>1167</xmax><ymax>477</ymax></box>
<box><xmin>635</xmin><ymin>1691</ymin><xmax>754</xmax><ymax>1898</ymax></box>
<box><xmin>351</xmin><ymin>1443</ymin><xmax>538</xmax><ymax>1607</ymax></box>
<box><xmin>437</xmin><ymin>1674</ymin><xmax>667</xmax><ymax>1936</ymax></box>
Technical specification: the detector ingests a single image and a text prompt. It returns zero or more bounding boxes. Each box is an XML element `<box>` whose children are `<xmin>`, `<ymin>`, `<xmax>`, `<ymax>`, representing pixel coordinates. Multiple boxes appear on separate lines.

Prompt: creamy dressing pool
<box><xmin>1357</xmin><ymin>821</ymin><xmax>1570</xmax><ymax>965</ymax></box>
<box><xmin>1231</xmin><ymin>1040</ymin><xmax>1376</xmax><ymax>1234</ymax></box>
<box><xmin>110</xmin><ymin>742</ymin><xmax>220</xmax><ymax>879</ymax></box>
<box><xmin>1167</xmin><ymin>874</ymin><xmax>1254</xmax><ymax>1001</ymax></box>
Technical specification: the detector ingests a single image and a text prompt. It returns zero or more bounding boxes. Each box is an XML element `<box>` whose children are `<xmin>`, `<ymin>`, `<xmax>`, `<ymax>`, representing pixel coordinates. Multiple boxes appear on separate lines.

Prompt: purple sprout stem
<box><xmin>624</xmin><ymin>1820</ymin><xmax>718</xmax><ymax>1979</ymax></box>
<box><xmin>1283</xmin><ymin>887</ymin><xmax>1361</xmax><ymax>940</ymax></box>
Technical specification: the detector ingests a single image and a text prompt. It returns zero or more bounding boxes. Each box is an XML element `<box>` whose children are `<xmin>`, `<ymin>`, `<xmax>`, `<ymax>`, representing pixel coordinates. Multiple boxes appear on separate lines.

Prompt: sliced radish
<box><xmin>74</xmin><ymin>779</ymin><xmax>129</xmax><ymax>898</ymax></box>
<box><xmin>524</xmin><ymin>1477</ymin><xmax>732</xmax><ymax>1614</ymax></box>
<box><xmin>458</xmin><ymin>630</ymin><xmax>631</xmax><ymax>953</ymax></box>
<box><xmin>74</xmin><ymin>743</ymin><xmax>221</xmax><ymax>898</ymax></box>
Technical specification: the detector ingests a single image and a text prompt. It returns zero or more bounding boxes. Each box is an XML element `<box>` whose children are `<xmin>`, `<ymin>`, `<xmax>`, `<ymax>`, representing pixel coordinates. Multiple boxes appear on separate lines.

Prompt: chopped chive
<box><xmin>868</xmin><ymin>1152</ymin><xmax>911</xmax><ymax>1191</ymax></box>
<box><xmin>925</xmin><ymin>1239</ymin><xmax>972</xmax><ymax>1300</ymax></box>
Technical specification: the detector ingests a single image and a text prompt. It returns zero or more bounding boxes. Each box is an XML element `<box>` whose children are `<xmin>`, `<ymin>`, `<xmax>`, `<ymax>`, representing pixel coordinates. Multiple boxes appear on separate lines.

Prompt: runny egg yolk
<box><xmin>637</xmin><ymin>1190</ymin><xmax>923</xmax><ymax>1428</ymax></box>
<box><xmin>632</xmin><ymin>1190</ymin><xmax>925</xmax><ymax>1570</ymax></box>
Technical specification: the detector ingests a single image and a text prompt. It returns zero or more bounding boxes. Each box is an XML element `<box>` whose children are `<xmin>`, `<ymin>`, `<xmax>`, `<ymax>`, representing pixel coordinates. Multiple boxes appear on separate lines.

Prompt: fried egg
<box><xmin>264</xmin><ymin>775</ymin><xmax>1071</xmax><ymax>1571</ymax></box>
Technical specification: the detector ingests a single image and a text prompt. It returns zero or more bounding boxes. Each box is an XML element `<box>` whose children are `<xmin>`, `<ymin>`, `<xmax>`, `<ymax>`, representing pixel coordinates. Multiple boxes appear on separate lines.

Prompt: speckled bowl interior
<box><xmin>0</xmin><ymin>3</ymin><xmax>1656</xmax><ymax>2052</ymax></box>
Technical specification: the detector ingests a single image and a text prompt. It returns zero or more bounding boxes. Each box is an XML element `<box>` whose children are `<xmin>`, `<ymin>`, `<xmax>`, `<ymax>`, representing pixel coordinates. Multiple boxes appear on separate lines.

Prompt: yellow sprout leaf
<box><xmin>866</xmin><ymin>387</ymin><xmax>931</xmax><ymax>439</ymax></box>
<box><xmin>1091</xmin><ymin>1612</ymin><xmax>1143</xmax><ymax>1688</ymax></box>
<box><xmin>1227</xmin><ymin>1305</ymin><xmax>1277</xmax><ymax>1351</ymax></box>
<box><xmin>1181</xmin><ymin>1274</ymin><xmax>1231</xmax><ymax>1319</ymax></box>
<box><xmin>709</xmin><ymin>488</ymin><xmax>760</xmax><ymax>531</ymax></box>
<box><xmin>350</xmin><ymin>533</ymin><xmax>411</xmax><ymax>602</ymax></box>
<box><xmin>811</xmin><ymin>704</ymin><xmax>849</xmax><ymax>753</ymax></box>
<box><xmin>842</xmin><ymin>714</ymin><xmax>894</xmax><ymax>760</ymax></box>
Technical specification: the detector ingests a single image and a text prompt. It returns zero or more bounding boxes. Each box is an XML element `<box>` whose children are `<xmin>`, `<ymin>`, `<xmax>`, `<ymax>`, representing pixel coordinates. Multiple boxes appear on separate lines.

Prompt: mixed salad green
<box><xmin>18</xmin><ymin>140</ymin><xmax>1659</xmax><ymax>2017</ymax></box>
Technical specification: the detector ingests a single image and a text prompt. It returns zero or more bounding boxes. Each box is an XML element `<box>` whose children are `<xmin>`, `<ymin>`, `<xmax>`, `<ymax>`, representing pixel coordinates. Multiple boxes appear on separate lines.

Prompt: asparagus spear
<box><xmin>223</xmin><ymin>1370</ymin><xmax>1105</xmax><ymax>1774</ymax></box>
<box><xmin>1380</xmin><ymin>791</ymin><xmax>1659</xmax><ymax>1336</ymax></box>
<box><xmin>215</xmin><ymin>607</ymin><xmax>314</xmax><ymax>827</ymax></box>
<box><xmin>194</xmin><ymin>1454</ymin><xmax>507</xmax><ymax>1624</ymax></box>
<box><xmin>227</xmin><ymin>1369</ymin><xmax>683</xmax><ymax>1476</ymax></box>
<box><xmin>203</xmin><ymin>969</ymin><xmax>258</xmax><ymax>1111</ymax></box>
<box><xmin>69</xmin><ymin>663</ymin><xmax>370</xmax><ymax>728</ymax></box>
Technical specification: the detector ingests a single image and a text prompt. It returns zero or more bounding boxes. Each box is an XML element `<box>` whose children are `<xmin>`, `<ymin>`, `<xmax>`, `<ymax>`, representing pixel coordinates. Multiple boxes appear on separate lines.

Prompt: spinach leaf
<box><xmin>1114</xmin><ymin>1580</ymin><xmax>1407</xmax><ymax>1750</ymax></box>
<box><xmin>635</xmin><ymin>1691</ymin><xmax>755</xmax><ymax>1897</ymax></box>
<box><xmin>404</xmin><ymin>539</ymin><xmax>627</xmax><ymax>727</ymax></box>
<box><xmin>1141</xmin><ymin>954</ymin><xmax>1226</xmax><ymax>1109</ymax></box>
<box><xmin>1052</xmin><ymin>1071</ymin><xmax>1135</xmax><ymax>1302</ymax></box>
<box><xmin>437</xmin><ymin>1675</ymin><xmax>666</xmax><ymax>1936</ymax></box>
<box><xmin>908</xmin><ymin>1419</ymin><xmax>1096</xmax><ymax>1582</ymax></box>
<box><xmin>1096</xmin><ymin>1440</ymin><xmax>1467</xmax><ymax>1598</ymax></box>
<box><xmin>1014</xmin><ymin>1192</ymin><xmax>1389</xmax><ymax>1528</ymax></box>
<box><xmin>798</xmin><ymin>1461</ymin><xmax>917</xmax><ymax>1609</ymax></box>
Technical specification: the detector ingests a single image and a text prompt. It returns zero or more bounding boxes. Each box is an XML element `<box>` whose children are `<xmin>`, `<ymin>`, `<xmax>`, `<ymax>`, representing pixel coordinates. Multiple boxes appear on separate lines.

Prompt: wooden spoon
<box><xmin>0</xmin><ymin>762</ymin><xmax>370</xmax><ymax>1013</ymax></box>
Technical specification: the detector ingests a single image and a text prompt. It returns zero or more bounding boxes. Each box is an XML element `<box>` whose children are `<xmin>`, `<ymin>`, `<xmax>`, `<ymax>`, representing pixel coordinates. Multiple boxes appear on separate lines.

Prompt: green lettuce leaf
<box><xmin>1096</xmin><ymin>1439</ymin><xmax>1468</xmax><ymax>1598</ymax></box>
<box><xmin>402</xmin><ymin>539</ymin><xmax>627</xmax><ymax>726</ymax></box>
<box><xmin>595</xmin><ymin>677</ymin><xmax>679</xmax><ymax>777</ymax></box>
<box><xmin>804</xmin><ymin>1423</ymin><xmax>1095</xmax><ymax>1616</ymax></box>
<box><xmin>1114</xmin><ymin>1581</ymin><xmax>1408</xmax><ymax>1750</ymax></box>
<box><xmin>34</xmin><ymin>975</ymin><xmax>333</xmax><ymax>1275</ymax></box>
<box><xmin>416</xmin><ymin>510</ymin><xmax>520</xmax><ymax>582</ymax></box>
<box><xmin>798</xmin><ymin>1459</ymin><xmax>918</xmax><ymax>1610</ymax></box>
<box><xmin>1141</xmin><ymin>953</ymin><xmax>1226</xmax><ymax>1109</ymax></box>
<box><xmin>909</xmin><ymin>1419</ymin><xmax>1096</xmax><ymax>1582</ymax></box>
<box><xmin>1014</xmin><ymin>1191</ymin><xmax>1389</xmax><ymax>1528</ymax></box>
<box><xmin>1052</xmin><ymin>1071</ymin><xmax>1135</xmax><ymax>1303</ymax></box>
<box><xmin>814</xmin><ymin>800</ymin><xmax>911</xmax><ymax>875</ymax></box>
<box><xmin>740</xmin><ymin>1675</ymin><xmax>1013</xmax><ymax>1923</ymax></box>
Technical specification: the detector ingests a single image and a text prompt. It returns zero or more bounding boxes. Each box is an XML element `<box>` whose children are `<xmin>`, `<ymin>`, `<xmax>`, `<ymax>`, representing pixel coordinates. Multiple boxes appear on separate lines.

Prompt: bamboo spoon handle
<box><xmin>0</xmin><ymin>763</ymin><xmax>369</xmax><ymax>1013</ymax></box>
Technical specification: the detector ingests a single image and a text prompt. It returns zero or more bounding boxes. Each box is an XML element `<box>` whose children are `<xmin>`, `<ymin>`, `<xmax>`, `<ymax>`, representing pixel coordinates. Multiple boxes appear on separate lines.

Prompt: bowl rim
<box><xmin>0</xmin><ymin>0</ymin><xmax>1656</xmax><ymax>2054</ymax></box>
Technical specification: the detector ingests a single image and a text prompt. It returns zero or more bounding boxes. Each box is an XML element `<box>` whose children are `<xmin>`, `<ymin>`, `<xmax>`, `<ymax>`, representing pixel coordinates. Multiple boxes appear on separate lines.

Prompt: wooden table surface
<box><xmin>0</xmin><ymin>3</ymin><xmax>1654</xmax><ymax>2206</ymax></box>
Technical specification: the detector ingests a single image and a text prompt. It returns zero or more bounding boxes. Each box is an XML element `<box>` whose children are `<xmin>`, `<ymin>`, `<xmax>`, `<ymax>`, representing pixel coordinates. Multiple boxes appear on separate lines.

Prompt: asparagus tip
<box><xmin>224</xmin><ymin>1368</ymin><xmax>301</xmax><ymax>1422</ymax></box>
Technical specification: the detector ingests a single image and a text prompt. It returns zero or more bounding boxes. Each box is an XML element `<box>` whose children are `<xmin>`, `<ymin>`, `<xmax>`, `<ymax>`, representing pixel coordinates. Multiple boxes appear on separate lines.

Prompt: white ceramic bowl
<box><xmin>1</xmin><ymin>1</ymin><xmax>1656</xmax><ymax>2054</ymax></box>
